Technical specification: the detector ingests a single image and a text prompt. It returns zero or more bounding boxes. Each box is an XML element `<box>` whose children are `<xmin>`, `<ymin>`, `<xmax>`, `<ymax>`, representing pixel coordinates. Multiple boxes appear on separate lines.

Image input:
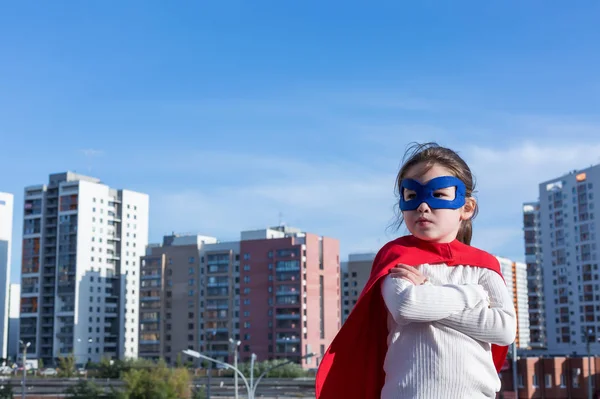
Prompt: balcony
<box><xmin>21</xmin><ymin>284</ymin><xmax>40</xmax><ymax>294</ymax></box>
<box><xmin>207</xmin><ymin>265</ymin><xmax>229</xmax><ymax>274</ymax></box>
<box><xmin>275</xmin><ymin>313</ymin><xmax>300</xmax><ymax>320</ymax></box>
<box><xmin>276</xmin><ymin>334</ymin><xmax>300</xmax><ymax>344</ymax></box>
<box><xmin>276</xmin><ymin>288</ymin><xmax>300</xmax><ymax>296</ymax></box>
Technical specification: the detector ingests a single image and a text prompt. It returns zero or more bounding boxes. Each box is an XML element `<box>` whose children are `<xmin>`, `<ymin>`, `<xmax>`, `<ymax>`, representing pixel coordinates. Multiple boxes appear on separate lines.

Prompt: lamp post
<box><xmin>182</xmin><ymin>349</ymin><xmax>252</xmax><ymax>398</ymax></box>
<box><xmin>19</xmin><ymin>340</ymin><xmax>31</xmax><ymax>399</ymax></box>
<box><xmin>182</xmin><ymin>349</ymin><xmax>315</xmax><ymax>399</ymax></box>
<box><xmin>228</xmin><ymin>338</ymin><xmax>241</xmax><ymax>399</ymax></box>
<box><xmin>587</xmin><ymin>328</ymin><xmax>594</xmax><ymax>399</ymax></box>
<box><xmin>250</xmin><ymin>353</ymin><xmax>315</xmax><ymax>398</ymax></box>
<box><xmin>512</xmin><ymin>340</ymin><xmax>518</xmax><ymax>397</ymax></box>
<box><xmin>250</xmin><ymin>353</ymin><xmax>256</xmax><ymax>393</ymax></box>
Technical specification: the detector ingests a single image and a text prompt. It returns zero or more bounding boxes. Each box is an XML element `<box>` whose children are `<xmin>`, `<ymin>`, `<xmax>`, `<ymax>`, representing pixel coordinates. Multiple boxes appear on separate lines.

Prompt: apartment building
<box><xmin>497</xmin><ymin>256</ymin><xmax>531</xmax><ymax>349</ymax></box>
<box><xmin>139</xmin><ymin>234</ymin><xmax>240</xmax><ymax>366</ymax></box>
<box><xmin>238</xmin><ymin>226</ymin><xmax>340</xmax><ymax>368</ymax></box>
<box><xmin>340</xmin><ymin>253</ymin><xmax>374</xmax><ymax>324</ymax></box>
<box><xmin>0</xmin><ymin>192</ymin><xmax>13</xmax><ymax>359</ymax></box>
<box><xmin>524</xmin><ymin>164</ymin><xmax>600</xmax><ymax>355</ymax></box>
<box><xmin>523</xmin><ymin>201</ymin><xmax>547</xmax><ymax>349</ymax></box>
<box><xmin>20</xmin><ymin>172</ymin><xmax>148</xmax><ymax>365</ymax></box>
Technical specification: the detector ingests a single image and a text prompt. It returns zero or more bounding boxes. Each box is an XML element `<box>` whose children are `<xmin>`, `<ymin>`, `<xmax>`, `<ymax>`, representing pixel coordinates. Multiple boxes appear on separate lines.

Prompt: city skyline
<box><xmin>3</xmin><ymin>2</ymin><xmax>600</xmax><ymax>286</ymax></box>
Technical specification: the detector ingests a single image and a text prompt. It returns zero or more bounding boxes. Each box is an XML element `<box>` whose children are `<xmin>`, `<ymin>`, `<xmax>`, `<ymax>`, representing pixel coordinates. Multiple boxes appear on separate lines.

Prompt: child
<box><xmin>316</xmin><ymin>143</ymin><xmax>516</xmax><ymax>399</ymax></box>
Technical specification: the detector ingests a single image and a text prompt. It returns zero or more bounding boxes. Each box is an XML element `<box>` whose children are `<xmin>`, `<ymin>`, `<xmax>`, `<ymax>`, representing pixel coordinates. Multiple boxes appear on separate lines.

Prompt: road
<box><xmin>0</xmin><ymin>376</ymin><xmax>316</xmax><ymax>397</ymax></box>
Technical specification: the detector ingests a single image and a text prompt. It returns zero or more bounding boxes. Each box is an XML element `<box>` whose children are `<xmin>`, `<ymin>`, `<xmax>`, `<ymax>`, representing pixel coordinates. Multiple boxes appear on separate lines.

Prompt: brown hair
<box><xmin>392</xmin><ymin>142</ymin><xmax>478</xmax><ymax>245</ymax></box>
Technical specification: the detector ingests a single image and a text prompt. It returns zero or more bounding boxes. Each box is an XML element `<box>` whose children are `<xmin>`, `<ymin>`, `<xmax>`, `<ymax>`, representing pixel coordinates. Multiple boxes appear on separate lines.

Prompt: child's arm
<box><xmin>381</xmin><ymin>274</ymin><xmax>488</xmax><ymax>325</ymax></box>
<box><xmin>435</xmin><ymin>269</ymin><xmax>517</xmax><ymax>345</ymax></box>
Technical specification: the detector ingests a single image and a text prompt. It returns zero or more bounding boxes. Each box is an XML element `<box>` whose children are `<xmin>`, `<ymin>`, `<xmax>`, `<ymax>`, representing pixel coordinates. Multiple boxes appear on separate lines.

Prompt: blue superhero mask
<box><xmin>399</xmin><ymin>176</ymin><xmax>466</xmax><ymax>211</ymax></box>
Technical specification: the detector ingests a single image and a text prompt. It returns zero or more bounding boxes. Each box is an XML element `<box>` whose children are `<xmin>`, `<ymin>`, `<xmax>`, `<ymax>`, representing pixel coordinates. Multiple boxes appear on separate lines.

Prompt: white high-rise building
<box><xmin>497</xmin><ymin>256</ymin><xmax>530</xmax><ymax>349</ymax></box>
<box><xmin>526</xmin><ymin>164</ymin><xmax>600</xmax><ymax>355</ymax></box>
<box><xmin>19</xmin><ymin>172</ymin><xmax>149</xmax><ymax>365</ymax></box>
<box><xmin>522</xmin><ymin>201</ymin><xmax>546</xmax><ymax>349</ymax></box>
<box><xmin>0</xmin><ymin>192</ymin><xmax>14</xmax><ymax>359</ymax></box>
<box><xmin>8</xmin><ymin>284</ymin><xmax>20</xmax><ymax>361</ymax></box>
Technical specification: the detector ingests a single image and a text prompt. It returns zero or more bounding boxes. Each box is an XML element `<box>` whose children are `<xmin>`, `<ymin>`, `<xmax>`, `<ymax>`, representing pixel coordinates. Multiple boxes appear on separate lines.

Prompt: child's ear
<box><xmin>461</xmin><ymin>198</ymin><xmax>477</xmax><ymax>220</ymax></box>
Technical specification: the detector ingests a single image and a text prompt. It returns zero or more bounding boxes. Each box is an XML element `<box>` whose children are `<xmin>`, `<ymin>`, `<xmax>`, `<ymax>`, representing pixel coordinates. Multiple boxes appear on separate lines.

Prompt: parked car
<box><xmin>39</xmin><ymin>368</ymin><xmax>58</xmax><ymax>376</ymax></box>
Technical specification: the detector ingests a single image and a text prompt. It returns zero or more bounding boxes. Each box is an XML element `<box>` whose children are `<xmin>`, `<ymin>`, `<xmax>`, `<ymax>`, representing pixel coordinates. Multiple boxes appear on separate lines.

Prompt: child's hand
<box><xmin>388</xmin><ymin>264</ymin><xmax>429</xmax><ymax>285</ymax></box>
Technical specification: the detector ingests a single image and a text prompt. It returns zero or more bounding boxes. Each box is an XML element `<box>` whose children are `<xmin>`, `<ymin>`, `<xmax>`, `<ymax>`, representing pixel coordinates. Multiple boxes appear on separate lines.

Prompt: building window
<box><xmin>545</xmin><ymin>374</ymin><xmax>552</xmax><ymax>388</ymax></box>
<box><xmin>189</xmin><ymin>257</ymin><xmax>195</xmax><ymax>264</ymax></box>
<box><xmin>243</xmin><ymin>253</ymin><xmax>250</xmax><ymax>260</ymax></box>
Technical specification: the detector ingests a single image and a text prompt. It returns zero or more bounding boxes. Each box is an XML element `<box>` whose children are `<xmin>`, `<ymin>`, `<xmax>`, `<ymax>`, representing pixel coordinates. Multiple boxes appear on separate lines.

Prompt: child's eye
<box><xmin>433</xmin><ymin>192</ymin><xmax>446</xmax><ymax>198</ymax></box>
<box><xmin>403</xmin><ymin>190</ymin><xmax>416</xmax><ymax>200</ymax></box>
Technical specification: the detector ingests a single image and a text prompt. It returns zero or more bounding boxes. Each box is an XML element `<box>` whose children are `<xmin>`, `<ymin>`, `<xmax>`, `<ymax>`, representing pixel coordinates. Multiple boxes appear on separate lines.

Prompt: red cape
<box><xmin>316</xmin><ymin>235</ymin><xmax>509</xmax><ymax>399</ymax></box>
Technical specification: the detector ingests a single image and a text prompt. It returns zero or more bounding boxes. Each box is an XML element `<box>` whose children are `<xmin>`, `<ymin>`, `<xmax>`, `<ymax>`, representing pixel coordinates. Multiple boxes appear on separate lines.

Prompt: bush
<box><xmin>65</xmin><ymin>380</ymin><xmax>103</xmax><ymax>399</ymax></box>
<box><xmin>58</xmin><ymin>354</ymin><xmax>76</xmax><ymax>378</ymax></box>
<box><xmin>121</xmin><ymin>363</ymin><xmax>191</xmax><ymax>399</ymax></box>
<box><xmin>224</xmin><ymin>359</ymin><xmax>309</xmax><ymax>379</ymax></box>
<box><xmin>0</xmin><ymin>383</ymin><xmax>13</xmax><ymax>399</ymax></box>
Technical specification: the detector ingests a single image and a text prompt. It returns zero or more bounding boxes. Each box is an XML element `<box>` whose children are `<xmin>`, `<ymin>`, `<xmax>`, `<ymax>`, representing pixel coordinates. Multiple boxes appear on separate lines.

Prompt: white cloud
<box><xmin>79</xmin><ymin>148</ymin><xmax>104</xmax><ymax>157</ymax></box>
<box><xmin>145</xmin><ymin>126</ymin><xmax>600</xmax><ymax>262</ymax></box>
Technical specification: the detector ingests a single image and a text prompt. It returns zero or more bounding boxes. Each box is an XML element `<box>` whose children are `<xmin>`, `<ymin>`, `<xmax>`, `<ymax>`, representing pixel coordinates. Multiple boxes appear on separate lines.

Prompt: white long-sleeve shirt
<box><xmin>380</xmin><ymin>263</ymin><xmax>517</xmax><ymax>399</ymax></box>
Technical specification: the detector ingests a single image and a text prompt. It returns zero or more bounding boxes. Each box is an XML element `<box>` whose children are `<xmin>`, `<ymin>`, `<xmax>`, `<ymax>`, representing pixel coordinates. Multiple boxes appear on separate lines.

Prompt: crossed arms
<box><xmin>380</xmin><ymin>269</ymin><xmax>517</xmax><ymax>345</ymax></box>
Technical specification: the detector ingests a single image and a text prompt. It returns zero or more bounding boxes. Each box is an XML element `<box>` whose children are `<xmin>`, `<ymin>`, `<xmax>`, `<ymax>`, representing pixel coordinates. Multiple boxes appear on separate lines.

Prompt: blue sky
<box><xmin>2</xmin><ymin>1</ymin><xmax>600</xmax><ymax>283</ymax></box>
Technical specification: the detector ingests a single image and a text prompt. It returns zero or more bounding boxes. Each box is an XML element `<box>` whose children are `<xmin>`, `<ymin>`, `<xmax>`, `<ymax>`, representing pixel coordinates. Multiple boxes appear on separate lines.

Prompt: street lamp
<box><xmin>512</xmin><ymin>340</ymin><xmax>518</xmax><ymax>397</ymax></box>
<box><xmin>228</xmin><ymin>338</ymin><xmax>241</xmax><ymax>399</ymax></box>
<box><xmin>182</xmin><ymin>349</ymin><xmax>315</xmax><ymax>399</ymax></box>
<box><xmin>19</xmin><ymin>340</ymin><xmax>31</xmax><ymax>399</ymax></box>
<box><xmin>587</xmin><ymin>328</ymin><xmax>597</xmax><ymax>399</ymax></box>
<box><xmin>250</xmin><ymin>353</ymin><xmax>315</xmax><ymax>398</ymax></box>
<box><xmin>182</xmin><ymin>349</ymin><xmax>252</xmax><ymax>398</ymax></box>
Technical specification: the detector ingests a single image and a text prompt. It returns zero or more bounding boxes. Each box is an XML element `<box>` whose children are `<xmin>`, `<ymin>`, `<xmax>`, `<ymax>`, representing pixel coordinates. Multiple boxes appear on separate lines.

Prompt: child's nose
<box><xmin>417</xmin><ymin>202</ymin><xmax>431</xmax><ymax>213</ymax></box>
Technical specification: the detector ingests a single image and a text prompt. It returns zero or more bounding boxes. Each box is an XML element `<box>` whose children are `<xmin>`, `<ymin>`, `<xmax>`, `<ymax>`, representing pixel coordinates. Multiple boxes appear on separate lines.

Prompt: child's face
<box><xmin>401</xmin><ymin>162</ymin><xmax>475</xmax><ymax>243</ymax></box>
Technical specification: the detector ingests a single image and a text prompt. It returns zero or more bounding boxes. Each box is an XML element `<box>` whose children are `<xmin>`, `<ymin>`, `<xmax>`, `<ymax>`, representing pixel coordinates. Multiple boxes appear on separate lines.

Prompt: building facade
<box><xmin>8</xmin><ymin>283</ymin><xmax>20</xmax><ymax>361</ymax></box>
<box><xmin>19</xmin><ymin>172</ymin><xmax>149</xmax><ymax>365</ymax></box>
<box><xmin>341</xmin><ymin>253</ymin><xmax>374</xmax><ymax>324</ymax></box>
<box><xmin>138</xmin><ymin>234</ymin><xmax>240</xmax><ymax>366</ymax></box>
<box><xmin>498</xmin><ymin>256</ymin><xmax>531</xmax><ymax>349</ymax></box>
<box><xmin>526</xmin><ymin>164</ymin><xmax>600</xmax><ymax>355</ymax></box>
<box><xmin>139</xmin><ymin>227</ymin><xmax>339</xmax><ymax>369</ymax></box>
<box><xmin>0</xmin><ymin>192</ymin><xmax>14</xmax><ymax>359</ymax></box>
<box><xmin>523</xmin><ymin>201</ymin><xmax>547</xmax><ymax>350</ymax></box>
<box><xmin>239</xmin><ymin>226</ymin><xmax>340</xmax><ymax>368</ymax></box>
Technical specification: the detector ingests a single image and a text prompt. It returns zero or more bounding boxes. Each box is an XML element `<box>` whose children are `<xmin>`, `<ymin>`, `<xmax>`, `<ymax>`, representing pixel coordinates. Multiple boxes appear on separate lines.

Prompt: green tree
<box><xmin>66</xmin><ymin>380</ymin><xmax>103</xmax><ymax>399</ymax></box>
<box><xmin>0</xmin><ymin>383</ymin><xmax>13</xmax><ymax>399</ymax></box>
<box><xmin>38</xmin><ymin>358</ymin><xmax>44</xmax><ymax>370</ymax></box>
<box><xmin>122</xmin><ymin>363</ymin><xmax>191</xmax><ymax>399</ymax></box>
<box><xmin>58</xmin><ymin>354</ymin><xmax>76</xmax><ymax>377</ymax></box>
<box><xmin>191</xmin><ymin>385</ymin><xmax>206</xmax><ymax>399</ymax></box>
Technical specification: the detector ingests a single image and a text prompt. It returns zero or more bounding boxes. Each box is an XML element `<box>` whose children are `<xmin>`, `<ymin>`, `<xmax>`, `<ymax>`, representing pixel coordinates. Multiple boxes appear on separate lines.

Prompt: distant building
<box><xmin>8</xmin><ymin>284</ymin><xmax>20</xmax><ymax>361</ymax></box>
<box><xmin>497</xmin><ymin>256</ymin><xmax>530</xmax><ymax>349</ymax></box>
<box><xmin>523</xmin><ymin>201</ymin><xmax>546</xmax><ymax>349</ymax></box>
<box><xmin>19</xmin><ymin>172</ymin><xmax>149</xmax><ymax>365</ymax></box>
<box><xmin>239</xmin><ymin>226</ymin><xmax>340</xmax><ymax>369</ymax></box>
<box><xmin>524</xmin><ymin>164</ymin><xmax>600</xmax><ymax>355</ymax></box>
<box><xmin>0</xmin><ymin>192</ymin><xmax>13</xmax><ymax>360</ymax></box>
<box><xmin>340</xmin><ymin>253</ymin><xmax>374</xmax><ymax>324</ymax></box>
<box><xmin>139</xmin><ymin>226</ymin><xmax>340</xmax><ymax>370</ymax></box>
